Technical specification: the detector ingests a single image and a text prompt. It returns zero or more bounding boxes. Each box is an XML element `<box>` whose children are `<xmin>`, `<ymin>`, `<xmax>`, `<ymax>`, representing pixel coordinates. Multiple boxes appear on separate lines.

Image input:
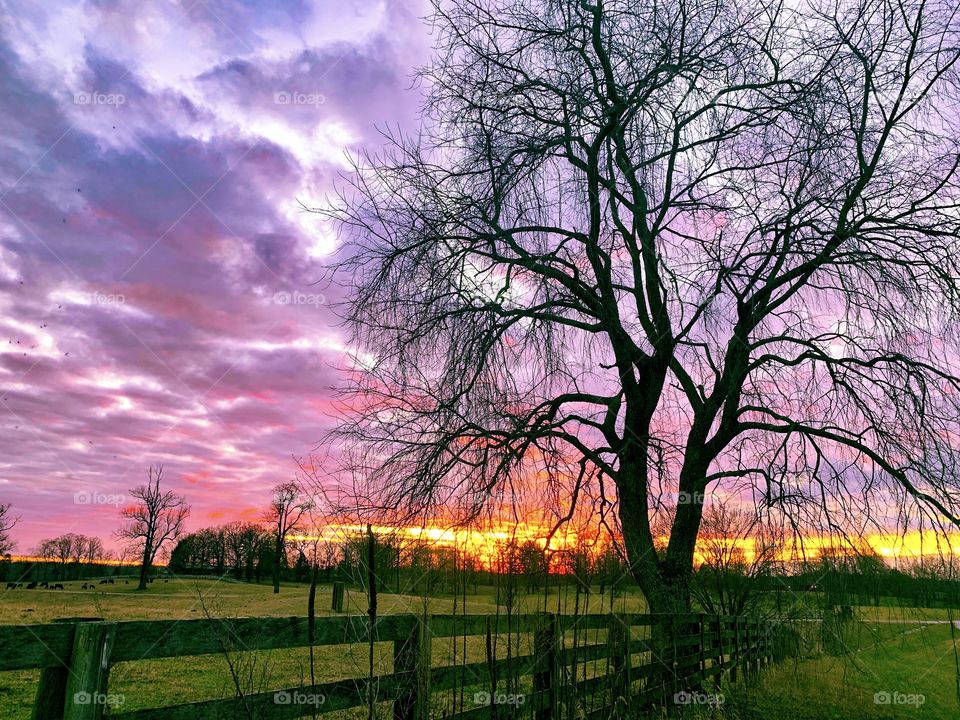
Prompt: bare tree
<box><xmin>65</xmin><ymin>534</ymin><xmax>105</xmax><ymax>566</ymax></box>
<box><xmin>117</xmin><ymin>465</ymin><xmax>190</xmax><ymax>590</ymax></box>
<box><xmin>264</xmin><ymin>482</ymin><xmax>311</xmax><ymax>594</ymax></box>
<box><xmin>222</xmin><ymin>522</ymin><xmax>268</xmax><ymax>582</ymax></box>
<box><xmin>0</xmin><ymin>503</ymin><xmax>18</xmax><ymax>555</ymax></box>
<box><xmin>35</xmin><ymin>533</ymin><xmax>105</xmax><ymax>579</ymax></box>
<box><xmin>327</xmin><ymin>0</ymin><xmax>960</xmax><ymax>619</ymax></box>
<box><xmin>82</xmin><ymin>536</ymin><xmax>105</xmax><ymax>565</ymax></box>
<box><xmin>37</xmin><ymin>534</ymin><xmax>74</xmax><ymax>572</ymax></box>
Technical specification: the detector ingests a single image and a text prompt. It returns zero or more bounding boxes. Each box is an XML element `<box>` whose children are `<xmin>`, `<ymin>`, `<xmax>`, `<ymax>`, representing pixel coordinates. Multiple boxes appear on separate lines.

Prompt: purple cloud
<box><xmin>0</xmin><ymin>0</ymin><xmax>431</xmax><ymax>551</ymax></box>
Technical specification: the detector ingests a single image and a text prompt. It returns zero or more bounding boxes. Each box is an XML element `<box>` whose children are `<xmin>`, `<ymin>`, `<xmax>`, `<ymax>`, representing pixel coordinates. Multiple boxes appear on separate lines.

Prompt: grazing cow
<box><xmin>52</xmin><ymin>583</ymin><xmax>64</xmax><ymax>590</ymax></box>
<box><xmin>5</xmin><ymin>582</ymin><xmax>15</xmax><ymax>590</ymax></box>
<box><xmin>26</xmin><ymin>581</ymin><xmax>37</xmax><ymax>589</ymax></box>
<box><xmin>81</xmin><ymin>584</ymin><xmax>89</xmax><ymax>590</ymax></box>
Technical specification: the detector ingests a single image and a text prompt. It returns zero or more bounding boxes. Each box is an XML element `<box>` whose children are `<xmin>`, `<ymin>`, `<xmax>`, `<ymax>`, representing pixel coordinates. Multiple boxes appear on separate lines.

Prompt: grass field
<box><xmin>0</xmin><ymin>575</ymin><xmax>648</xmax><ymax>718</ymax></box>
<box><xmin>722</xmin><ymin>621</ymin><xmax>960</xmax><ymax>719</ymax></box>
<box><xmin>1</xmin><ymin>577</ymin><xmax>958</xmax><ymax>719</ymax></box>
<box><xmin>0</xmin><ymin>574</ymin><xmax>650</xmax><ymax>625</ymax></box>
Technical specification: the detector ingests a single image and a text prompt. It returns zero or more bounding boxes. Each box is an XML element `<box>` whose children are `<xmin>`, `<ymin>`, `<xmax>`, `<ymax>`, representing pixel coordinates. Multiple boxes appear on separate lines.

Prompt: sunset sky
<box><xmin>0</xmin><ymin>0</ymin><xmax>433</xmax><ymax>551</ymax></box>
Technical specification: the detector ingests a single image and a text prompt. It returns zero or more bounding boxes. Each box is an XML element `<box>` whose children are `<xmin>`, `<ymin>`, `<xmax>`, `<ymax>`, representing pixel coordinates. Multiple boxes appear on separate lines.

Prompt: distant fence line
<box><xmin>3</xmin><ymin>611</ymin><xmax>795</xmax><ymax>720</ymax></box>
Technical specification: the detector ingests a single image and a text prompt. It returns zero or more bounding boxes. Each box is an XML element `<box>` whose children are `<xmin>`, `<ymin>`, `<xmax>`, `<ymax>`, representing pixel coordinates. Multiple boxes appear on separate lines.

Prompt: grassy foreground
<box><xmin>720</xmin><ymin>621</ymin><xmax>959</xmax><ymax>719</ymax></box>
<box><xmin>0</xmin><ymin>576</ymin><xmax>646</xmax><ymax>718</ymax></box>
<box><xmin>1</xmin><ymin>577</ymin><xmax>958</xmax><ymax>718</ymax></box>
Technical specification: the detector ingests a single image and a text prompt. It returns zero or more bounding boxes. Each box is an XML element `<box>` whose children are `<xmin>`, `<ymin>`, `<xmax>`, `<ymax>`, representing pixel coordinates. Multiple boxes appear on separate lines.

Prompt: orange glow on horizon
<box><xmin>6</xmin><ymin>555</ymin><xmax>144</xmax><ymax>567</ymax></box>
<box><xmin>288</xmin><ymin>520</ymin><xmax>589</xmax><ymax>571</ymax></box>
<box><xmin>289</xmin><ymin>521</ymin><xmax>960</xmax><ymax>571</ymax></box>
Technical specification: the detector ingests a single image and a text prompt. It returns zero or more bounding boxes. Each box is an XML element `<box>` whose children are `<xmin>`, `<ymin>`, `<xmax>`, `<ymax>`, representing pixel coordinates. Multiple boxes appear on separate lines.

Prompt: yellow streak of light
<box><xmin>7</xmin><ymin>555</ymin><xmax>143</xmax><ymax>567</ymax></box>
<box><xmin>291</xmin><ymin>524</ymin><xmax>960</xmax><ymax>571</ymax></box>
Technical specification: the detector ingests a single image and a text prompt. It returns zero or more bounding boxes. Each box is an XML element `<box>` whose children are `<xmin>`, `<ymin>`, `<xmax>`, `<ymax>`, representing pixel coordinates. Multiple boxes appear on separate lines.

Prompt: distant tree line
<box><xmin>169</xmin><ymin>522</ymin><xmax>277</xmax><ymax>582</ymax></box>
<box><xmin>761</xmin><ymin>557</ymin><xmax>960</xmax><ymax>611</ymax></box>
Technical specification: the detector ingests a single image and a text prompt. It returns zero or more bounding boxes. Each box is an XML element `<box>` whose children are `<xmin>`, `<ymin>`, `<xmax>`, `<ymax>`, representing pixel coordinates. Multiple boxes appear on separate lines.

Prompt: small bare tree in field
<box><xmin>0</xmin><ymin>503</ymin><xmax>18</xmax><ymax>555</ymax></box>
<box><xmin>326</xmin><ymin>0</ymin><xmax>960</xmax><ymax>622</ymax></box>
<box><xmin>265</xmin><ymin>482</ymin><xmax>311</xmax><ymax>594</ymax></box>
<box><xmin>117</xmin><ymin>465</ymin><xmax>190</xmax><ymax>590</ymax></box>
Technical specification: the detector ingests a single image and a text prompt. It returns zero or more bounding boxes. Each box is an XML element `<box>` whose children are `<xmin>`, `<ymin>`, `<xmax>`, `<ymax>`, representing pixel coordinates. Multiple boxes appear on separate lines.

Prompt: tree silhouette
<box><xmin>0</xmin><ymin>503</ymin><xmax>18</xmax><ymax>556</ymax></box>
<box><xmin>117</xmin><ymin>465</ymin><xmax>189</xmax><ymax>590</ymax></box>
<box><xmin>327</xmin><ymin>0</ymin><xmax>960</xmax><ymax>613</ymax></box>
<box><xmin>264</xmin><ymin>482</ymin><xmax>311</xmax><ymax>594</ymax></box>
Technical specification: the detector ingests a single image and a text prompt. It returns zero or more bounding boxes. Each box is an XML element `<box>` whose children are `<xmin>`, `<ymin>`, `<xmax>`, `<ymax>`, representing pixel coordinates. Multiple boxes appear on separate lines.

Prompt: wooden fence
<box><xmin>1</xmin><ymin>612</ymin><xmax>793</xmax><ymax>720</ymax></box>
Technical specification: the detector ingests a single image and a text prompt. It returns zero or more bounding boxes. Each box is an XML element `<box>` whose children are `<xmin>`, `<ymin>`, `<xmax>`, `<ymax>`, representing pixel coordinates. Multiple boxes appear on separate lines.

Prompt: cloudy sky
<box><xmin>0</xmin><ymin>0</ymin><xmax>431</xmax><ymax>551</ymax></box>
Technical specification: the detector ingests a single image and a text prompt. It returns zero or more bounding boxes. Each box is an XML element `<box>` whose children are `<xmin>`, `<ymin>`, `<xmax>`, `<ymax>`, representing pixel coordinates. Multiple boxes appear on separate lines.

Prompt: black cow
<box><xmin>26</xmin><ymin>581</ymin><xmax>37</xmax><ymax>589</ymax></box>
<box><xmin>4</xmin><ymin>582</ymin><xmax>15</xmax><ymax>590</ymax></box>
<box><xmin>52</xmin><ymin>583</ymin><xmax>64</xmax><ymax>590</ymax></box>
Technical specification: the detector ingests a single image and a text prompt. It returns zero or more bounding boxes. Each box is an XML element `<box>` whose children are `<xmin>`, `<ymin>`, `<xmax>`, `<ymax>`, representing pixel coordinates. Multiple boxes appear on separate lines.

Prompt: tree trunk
<box><xmin>137</xmin><ymin>533</ymin><xmax>152</xmax><ymax>591</ymax></box>
<box><xmin>618</xmin><ymin>455</ymin><xmax>706</xmax><ymax>713</ymax></box>
<box><xmin>272</xmin><ymin>534</ymin><xmax>282</xmax><ymax>594</ymax></box>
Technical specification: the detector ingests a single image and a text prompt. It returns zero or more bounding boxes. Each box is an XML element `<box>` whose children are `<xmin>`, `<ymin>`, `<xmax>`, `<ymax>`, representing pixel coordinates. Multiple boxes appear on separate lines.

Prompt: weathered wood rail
<box><xmin>1</xmin><ymin>611</ymin><xmax>793</xmax><ymax>719</ymax></box>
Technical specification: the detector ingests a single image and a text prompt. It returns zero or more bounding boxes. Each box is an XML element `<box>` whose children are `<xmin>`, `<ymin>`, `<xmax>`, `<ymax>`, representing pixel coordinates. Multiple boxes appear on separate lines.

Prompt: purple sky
<box><xmin>0</xmin><ymin>0</ymin><xmax>432</xmax><ymax>552</ymax></box>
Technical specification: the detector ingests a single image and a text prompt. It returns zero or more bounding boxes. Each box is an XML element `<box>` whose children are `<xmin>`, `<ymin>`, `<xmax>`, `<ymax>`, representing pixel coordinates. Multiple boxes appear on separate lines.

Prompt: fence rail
<box><xmin>3</xmin><ymin>611</ymin><xmax>793</xmax><ymax>720</ymax></box>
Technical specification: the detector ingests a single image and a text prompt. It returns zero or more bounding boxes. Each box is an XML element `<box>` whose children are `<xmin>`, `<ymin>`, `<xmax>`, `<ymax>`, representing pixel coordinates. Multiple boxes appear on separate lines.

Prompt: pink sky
<box><xmin>0</xmin><ymin>0</ymin><xmax>433</xmax><ymax>552</ymax></box>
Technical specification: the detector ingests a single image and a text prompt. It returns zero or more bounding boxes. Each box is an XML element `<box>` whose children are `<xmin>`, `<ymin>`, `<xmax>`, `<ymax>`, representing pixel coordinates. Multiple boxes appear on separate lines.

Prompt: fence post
<box><xmin>32</xmin><ymin>665</ymin><xmax>68</xmax><ymax>720</ymax></box>
<box><xmin>714</xmin><ymin>617</ymin><xmax>724</xmax><ymax>690</ymax></box>
<box><xmin>62</xmin><ymin>621</ymin><xmax>116</xmax><ymax>720</ymax></box>
<box><xmin>730</xmin><ymin>617</ymin><xmax>741</xmax><ymax>683</ymax></box>
<box><xmin>608</xmin><ymin>614</ymin><xmax>631</xmax><ymax>707</ymax></box>
<box><xmin>331</xmin><ymin>581</ymin><xmax>345</xmax><ymax>612</ymax></box>
<box><xmin>393</xmin><ymin>614</ymin><xmax>431</xmax><ymax>720</ymax></box>
<box><xmin>671</xmin><ymin>616</ymin><xmax>680</xmax><ymax>706</ymax></box>
<box><xmin>697</xmin><ymin>614</ymin><xmax>707</xmax><ymax>690</ymax></box>
<box><xmin>534</xmin><ymin>613</ymin><xmax>559</xmax><ymax>720</ymax></box>
<box><xmin>33</xmin><ymin>619</ymin><xmax>112</xmax><ymax>720</ymax></box>
<box><xmin>756</xmin><ymin>621</ymin><xmax>763</xmax><ymax>669</ymax></box>
<box><xmin>763</xmin><ymin>621</ymin><xmax>771</xmax><ymax>668</ymax></box>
